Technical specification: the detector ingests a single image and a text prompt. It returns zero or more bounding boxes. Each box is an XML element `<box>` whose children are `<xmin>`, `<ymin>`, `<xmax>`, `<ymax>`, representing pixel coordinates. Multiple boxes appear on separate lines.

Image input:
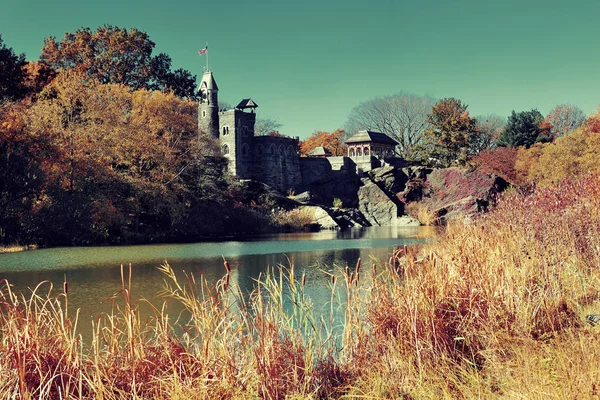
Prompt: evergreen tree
<box><xmin>497</xmin><ymin>109</ymin><xmax>545</xmax><ymax>148</ymax></box>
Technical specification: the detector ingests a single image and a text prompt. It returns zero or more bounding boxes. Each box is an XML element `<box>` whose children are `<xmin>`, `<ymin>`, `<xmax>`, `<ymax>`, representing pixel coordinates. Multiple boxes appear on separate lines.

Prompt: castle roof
<box><xmin>345</xmin><ymin>130</ymin><xmax>398</xmax><ymax>145</ymax></box>
<box><xmin>198</xmin><ymin>70</ymin><xmax>219</xmax><ymax>91</ymax></box>
<box><xmin>307</xmin><ymin>146</ymin><xmax>332</xmax><ymax>157</ymax></box>
<box><xmin>236</xmin><ymin>98</ymin><xmax>258</xmax><ymax>110</ymax></box>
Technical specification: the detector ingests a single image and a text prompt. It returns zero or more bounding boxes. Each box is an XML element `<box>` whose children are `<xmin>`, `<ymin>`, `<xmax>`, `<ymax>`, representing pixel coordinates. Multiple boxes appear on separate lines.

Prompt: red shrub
<box><xmin>471</xmin><ymin>147</ymin><xmax>522</xmax><ymax>185</ymax></box>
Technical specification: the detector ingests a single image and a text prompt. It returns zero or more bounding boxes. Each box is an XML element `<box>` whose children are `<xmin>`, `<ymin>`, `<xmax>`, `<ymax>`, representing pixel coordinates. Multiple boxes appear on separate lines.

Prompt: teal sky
<box><xmin>1</xmin><ymin>0</ymin><xmax>599</xmax><ymax>139</ymax></box>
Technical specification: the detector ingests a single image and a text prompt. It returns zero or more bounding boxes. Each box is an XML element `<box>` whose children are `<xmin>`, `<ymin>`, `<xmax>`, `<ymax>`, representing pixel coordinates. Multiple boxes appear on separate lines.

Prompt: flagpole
<box><xmin>206</xmin><ymin>42</ymin><xmax>209</xmax><ymax>71</ymax></box>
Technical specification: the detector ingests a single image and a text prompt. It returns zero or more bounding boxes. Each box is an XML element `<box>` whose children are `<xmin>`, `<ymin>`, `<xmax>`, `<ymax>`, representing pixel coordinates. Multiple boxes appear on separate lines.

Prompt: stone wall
<box><xmin>252</xmin><ymin>136</ymin><xmax>301</xmax><ymax>193</ymax></box>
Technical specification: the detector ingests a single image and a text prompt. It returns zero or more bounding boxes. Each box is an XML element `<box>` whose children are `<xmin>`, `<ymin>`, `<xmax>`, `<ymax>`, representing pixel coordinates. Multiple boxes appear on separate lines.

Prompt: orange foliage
<box><xmin>299</xmin><ymin>129</ymin><xmax>347</xmax><ymax>156</ymax></box>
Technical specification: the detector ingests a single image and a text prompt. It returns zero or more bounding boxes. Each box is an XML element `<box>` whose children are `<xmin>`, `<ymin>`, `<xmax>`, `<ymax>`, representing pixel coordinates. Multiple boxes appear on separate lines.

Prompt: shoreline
<box><xmin>0</xmin><ymin>244</ymin><xmax>38</xmax><ymax>254</ymax></box>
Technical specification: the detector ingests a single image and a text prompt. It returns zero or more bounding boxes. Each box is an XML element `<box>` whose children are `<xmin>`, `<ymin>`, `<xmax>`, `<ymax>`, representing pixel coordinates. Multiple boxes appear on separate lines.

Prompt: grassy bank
<box><xmin>0</xmin><ymin>244</ymin><xmax>38</xmax><ymax>254</ymax></box>
<box><xmin>2</xmin><ymin>176</ymin><xmax>600</xmax><ymax>399</ymax></box>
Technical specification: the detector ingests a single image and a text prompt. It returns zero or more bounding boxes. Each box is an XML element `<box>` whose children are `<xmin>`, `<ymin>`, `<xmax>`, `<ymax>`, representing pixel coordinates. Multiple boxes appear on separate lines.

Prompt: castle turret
<box><xmin>198</xmin><ymin>70</ymin><xmax>219</xmax><ymax>139</ymax></box>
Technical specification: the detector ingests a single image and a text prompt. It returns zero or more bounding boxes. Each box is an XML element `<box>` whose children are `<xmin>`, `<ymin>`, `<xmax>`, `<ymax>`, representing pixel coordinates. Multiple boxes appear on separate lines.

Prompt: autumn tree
<box><xmin>40</xmin><ymin>26</ymin><xmax>197</xmax><ymax>99</ymax></box>
<box><xmin>345</xmin><ymin>93</ymin><xmax>436</xmax><ymax>159</ymax></box>
<box><xmin>515</xmin><ymin>109</ymin><xmax>600</xmax><ymax>187</ymax></box>
<box><xmin>0</xmin><ymin>101</ymin><xmax>47</xmax><ymax>244</ymax></box>
<box><xmin>415</xmin><ymin>98</ymin><xmax>478</xmax><ymax>167</ymax></box>
<box><xmin>470</xmin><ymin>146</ymin><xmax>522</xmax><ymax>185</ymax></box>
<box><xmin>0</xmin><ymin>35</ymin><xmax>28</xmax><ymax>101</ymax></box>
<box><xmin>542</xmin><ymin>104</ymin><xmax>586</xmax><ymax>139</ymax></box>
<box><xmin>496</xmin><ymin>109</ymin><xmax>546</xmax><ymax>148</ymax></box>
<box><xmin>299</xmin><ymin>129</ymin><xmax>347</xmax><ymax>156</ymax></box>
<box><xmin>21</xmin><ymin>71</ymin><xmax>225</xmax><ymax>245</ymax></box>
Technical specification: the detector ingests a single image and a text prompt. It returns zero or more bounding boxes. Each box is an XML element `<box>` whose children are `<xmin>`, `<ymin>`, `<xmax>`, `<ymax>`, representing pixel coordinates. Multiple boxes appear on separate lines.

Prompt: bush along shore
<box><xmin>2</xmin><ymin>175</ymin><xmax>600</xmax><ymax>399</ymax></box>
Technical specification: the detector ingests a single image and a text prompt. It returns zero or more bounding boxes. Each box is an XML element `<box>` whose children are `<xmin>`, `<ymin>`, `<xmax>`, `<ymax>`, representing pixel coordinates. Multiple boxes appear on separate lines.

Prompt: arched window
<box><xmin>364</xmin><ymin>147</ymin><xmax>370</xmax><ymax>156</ymax></box>
<box><xmin>279</xmin><ymin>145</ymin><xmax>284</xmax><ymax>155</ymax></box>
<box><xmin>356</xmin><ymin>148</ymin><xmax>362</xmax><ymax>157</ymax></box>
<box><xmin>222</xmin><ymin>144</ymin><xmax>230</xmax><ymax>155</ymax></box>
<box><xmin>349</xmin><ymin>148</ymin><xmax>355</xmax><ymax>157</ymax></box>
<box><xmin>202</xmin><ymin>110</ymin><xmax>206</xmax><ymax>118</ymax></box>
<box><xmin>286</xmin><ymin>146</ymin><xmax>294</xmax><ymax>156</ymax></box>
<box><xmin>242</xmin><ymin>126</ymin><xmax>248</xmax><ymax>136</ymax></box>
<box><xmin>222</xmin><ymin>126</ymin><xmax>230</xmax><ymax>136</ymax></box>
<box><xmin>270</xmin><ymin>145</ymin><xmax>276</xmax><ymax>155</ymax></box>
<box><xmin>256</xmin><ymin>145</ymin><xmax>264</xmax><ymax>156</ymax></box>
<box><xmin>242</xmin><ymin>143</ymin><xmax>249</xmax><ymax>157</ymax></box>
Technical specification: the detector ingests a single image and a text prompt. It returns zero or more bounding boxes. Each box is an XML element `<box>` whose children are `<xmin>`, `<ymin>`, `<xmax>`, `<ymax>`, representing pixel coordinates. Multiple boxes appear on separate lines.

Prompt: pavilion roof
<box><xmin>345</xmin><ymin>130</ymin><xmax>398</xmax><ymax>145</ymax></box>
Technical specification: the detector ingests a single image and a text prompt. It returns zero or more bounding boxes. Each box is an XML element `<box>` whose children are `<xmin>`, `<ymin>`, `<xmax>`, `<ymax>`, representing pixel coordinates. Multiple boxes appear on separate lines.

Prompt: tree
<box><xmin>299</xmin><ymin>129</ymin><xmax>347</xmax><ymax>156</ymax></box>
<box><xmin>469</xmin><ymin>114</ymin><xmax>505</xmax><ymax>155</ymax></box>
<box><xmin>255</xmin><ymin>118</ymin><xmax>283</xmax><ymax>136</ymax></box>
<box><xmin>22</xmin><ymin>70</ymin><xmax>222</xmax><ymax>245</ymax></box>
<box><xmin>0</xmin><ymin>101</ymin><xmax>47</xmax><ymax>244</ymax></box>
<box><xmin>515</xmin><ymin>109</ymin><xmax>600</xmax><ymax>187</ymax></box>
<box><xmin>345</xmin><ymin>93</ymin><xmax>436</xmax><ymax>159</ymax></box>
<box><xmin>415</xmin><ymin>98</ymin><xmax>478</xmax><ymax>167</ymax></box>
<box><xmin>496</xmin><ymin>109</ymin><xmax>545</xmax><ymax>148</ymax></box>
<box><xmin>470</xmin><ymin>146</ymin><xmax>522</xmax><ymax>185</ymax></box>
<box><xmin>40</xmin><ymin>25</ymin><xmax>196</xmax><ymax>99</ymax></box>
<box><xmin>22</xmin><ymin>61</ymin><xmax>57</xmax><ymax>97</ymax></box>
<box><xmin>0</xmin><ymin>35</ymin><xmax>28</xmax><ymax>101</ymax></box>
<box><xmin>542</xmin><ymin>104</ymin><xmax>586</xmax><ymax>139</ymax></box>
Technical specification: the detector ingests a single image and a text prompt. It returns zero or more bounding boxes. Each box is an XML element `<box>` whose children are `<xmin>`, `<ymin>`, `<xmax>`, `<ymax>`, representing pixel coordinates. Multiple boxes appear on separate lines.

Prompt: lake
<box><xmin>0</xmin><ymin>226</ymin><xmax>433</xmax><ymax>332</ymax></box>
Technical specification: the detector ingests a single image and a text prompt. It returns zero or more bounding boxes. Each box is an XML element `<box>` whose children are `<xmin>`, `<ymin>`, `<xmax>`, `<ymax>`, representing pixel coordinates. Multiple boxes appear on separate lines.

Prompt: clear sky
<box><xmin>1</xmin><ymin>0</ymin><xmax>599</xmax><ymax>139</ymax></box>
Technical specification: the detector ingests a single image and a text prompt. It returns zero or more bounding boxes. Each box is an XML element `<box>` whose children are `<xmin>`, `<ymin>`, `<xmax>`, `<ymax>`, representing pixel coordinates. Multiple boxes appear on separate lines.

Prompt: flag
<box><xmin>198</xmin><ymin>46</ymin><xmax>208</xmax><ymax>55</ymax></box>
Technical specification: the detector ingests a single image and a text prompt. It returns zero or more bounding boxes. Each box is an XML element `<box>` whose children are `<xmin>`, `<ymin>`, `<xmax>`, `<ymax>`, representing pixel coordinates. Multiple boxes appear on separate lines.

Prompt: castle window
<box><xmin>222</xmin><ymin>126</ymin><xmax>230</xmax><ymax>136</ymax></box>
<box><xmin>202</xmin><ymin>110</ymin><xmax>206</xmax><ymax>118</ymax></box>
<box><xmin>242</xmin><ymin>126</ymin><xmax>248</xmax><ymax>136</ymax></box>
<box><xmin>357</xmin><ymin>148</ymin><xmax>362</xmax><ymax>157</ymax></box>
<box><xmin>350</xmin><ymin>148</ymin><xmax>355</xmax><ymax>157</ymax></box>
<box><xmin>257</xmin><ymin>145</ymin><xmax>264</xmax><ymax>156</ymax></box>
<box><xmin>286</xmin><ymin>146</ymin><xmax>294</xmax><ymax>156</ymax></box>
<box><xmin>270</xmin><ymin>145</ymin><xmax>276</xmax><ymax>155</ymax></box>
<box><xmin>242</xmin><ymin>144</ymin><xmax>249</xmax><ymax>157</ymax></box>
<box><xmin>364</xmin><ymin>147</ymin><xmax>370</xmax><ymax>156</ymax></box>
<box><xmin>279</xmin><ymin>145</ymin><xmax>284</xmax><ymax>155</ymax></box>
<box><xmin>222</xmin><ymin>144</ymin><xmax>230</xmax><ymax>155</ymax></box>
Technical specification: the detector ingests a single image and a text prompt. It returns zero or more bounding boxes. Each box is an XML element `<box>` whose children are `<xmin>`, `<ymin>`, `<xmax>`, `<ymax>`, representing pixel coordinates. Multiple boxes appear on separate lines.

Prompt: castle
<box><xmin>197</xmin><ymin>70</ymin><xmax>399</xmax><ymax>193</ymax></box>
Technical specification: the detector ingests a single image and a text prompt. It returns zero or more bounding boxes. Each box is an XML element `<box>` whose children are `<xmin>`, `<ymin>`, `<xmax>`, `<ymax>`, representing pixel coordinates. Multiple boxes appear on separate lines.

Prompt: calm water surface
<box><xmin>0</xmin><ymin>226</ymin><xmax>433</xmax><ymax>330</ymax></box>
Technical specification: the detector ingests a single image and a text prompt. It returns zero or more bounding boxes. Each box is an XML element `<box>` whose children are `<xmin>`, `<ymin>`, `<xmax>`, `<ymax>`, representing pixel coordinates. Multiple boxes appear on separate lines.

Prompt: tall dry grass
<box><xmin>2</xmin><ymin>175</ymin><xmax>600</xmax><ymax>398</ymax></box>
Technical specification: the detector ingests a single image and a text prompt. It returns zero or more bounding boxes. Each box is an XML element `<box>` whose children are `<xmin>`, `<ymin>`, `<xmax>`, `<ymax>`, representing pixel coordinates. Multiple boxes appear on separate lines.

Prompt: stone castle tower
<box><xmin>197</xmin><ymin>69</ymin><xmax>302</xmax><ymax>191</ymax></box>
<box><xmin>198</xmin><ymin>70</ymin><xmax>220</xmax><ymax>139</ymax></box>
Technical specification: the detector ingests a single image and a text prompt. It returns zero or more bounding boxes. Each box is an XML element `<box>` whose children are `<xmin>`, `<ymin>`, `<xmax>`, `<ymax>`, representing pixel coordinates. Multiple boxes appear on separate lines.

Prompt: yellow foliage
<box><xmin>515</xmin><ymin>110</ymin><xmax>600</xmax><ymax>187</ymax></box>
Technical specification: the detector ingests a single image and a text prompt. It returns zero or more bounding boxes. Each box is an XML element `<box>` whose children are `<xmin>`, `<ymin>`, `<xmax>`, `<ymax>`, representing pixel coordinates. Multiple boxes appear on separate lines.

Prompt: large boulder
<box><xmin>289</xmin><ymin>191</ymin><xmax>312</xmax><ymax>204</ymax></box>
<box><xmin>418</xmin><ymin>167</ymin><xmax>509</xmax><ymax>223</ymax></box>
<box><xmin>367</xmin><ymin>165</ymin><xmax>409</xmax><ymax>196</ymax></box>
<box><xmin>328</xmin><ymin>207</ymin><xmax>371</xmax><ymax>228</ymax></box>
<box><xmin>358</xmin><ymin>178</ymin><xmax>398</xmax><ymax>226</ymax></box>
<box><xmin>300</xmin><ymin>206</ymin><xmax>339</xmax><ymax>229</ymax></box>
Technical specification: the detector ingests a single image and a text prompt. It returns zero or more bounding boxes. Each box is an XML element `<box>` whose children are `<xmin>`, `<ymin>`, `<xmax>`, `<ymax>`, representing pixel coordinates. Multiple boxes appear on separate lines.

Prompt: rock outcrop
<box><xmin>300</xmin><ymin>206</ymin><xmax>339</xmax><ymax>229</ymax></box>
<box><xmin>358</xmin><ymin>178</ymin><xmax>398</xmax><ymax>226</ymax></box>
<box><xmin>418</xmin><ymin>167</ymin><xmax>509</xmax><ymax>223</ymax></box>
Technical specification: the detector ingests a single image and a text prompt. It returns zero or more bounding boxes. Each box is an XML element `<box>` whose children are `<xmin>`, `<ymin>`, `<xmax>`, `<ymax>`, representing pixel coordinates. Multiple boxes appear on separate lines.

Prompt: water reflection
<box><xmin>0</xmin><ymin>226</ymin><xmax>434</xmax><ymax>335</ymax></box>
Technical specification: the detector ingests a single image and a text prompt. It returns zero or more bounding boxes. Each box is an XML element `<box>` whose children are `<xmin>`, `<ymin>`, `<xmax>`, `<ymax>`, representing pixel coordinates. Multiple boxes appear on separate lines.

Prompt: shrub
<box><xmin>405</xmin><ymin>202</ymin><xmax>437</xmax><ymax>226</ymax></box>
<box><xmin>272</xmin><ymin>207</ymin><xmax>315</xmax><ymax>230</ymax></box>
